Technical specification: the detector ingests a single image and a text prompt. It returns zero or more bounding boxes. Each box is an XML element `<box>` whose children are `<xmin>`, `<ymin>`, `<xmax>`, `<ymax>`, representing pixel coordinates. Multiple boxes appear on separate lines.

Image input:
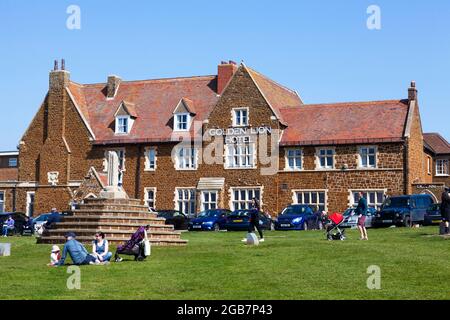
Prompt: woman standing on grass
<box><xmin>354</xmin><ymin>192</ymin><xmax>368</xmax><ymax>240</ymax></box>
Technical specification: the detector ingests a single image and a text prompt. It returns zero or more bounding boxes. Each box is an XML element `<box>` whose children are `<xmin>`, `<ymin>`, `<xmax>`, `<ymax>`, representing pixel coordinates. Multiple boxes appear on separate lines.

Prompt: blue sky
<box><xmin>0</xmin><ymin>0</ymin><xmax>449</xmax><ymax>150</ymax></box>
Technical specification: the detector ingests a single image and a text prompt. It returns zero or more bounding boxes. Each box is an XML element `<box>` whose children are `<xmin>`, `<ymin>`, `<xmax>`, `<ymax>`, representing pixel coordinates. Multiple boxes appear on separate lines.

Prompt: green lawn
<box><xmin>1</xmin><ymin>227</ymin><xmax>449</xmax><ymax>300</ymax></box>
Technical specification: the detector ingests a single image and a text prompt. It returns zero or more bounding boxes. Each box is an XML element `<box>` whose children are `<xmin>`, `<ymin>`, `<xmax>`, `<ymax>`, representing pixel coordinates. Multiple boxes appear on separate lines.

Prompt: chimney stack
<box><xmin>217</xmin><ymin>61</ymin><xmax>238</xmax><ymax>95</ymax></box>
<box><xmin>408</xmin><ymin>81</ymin><xmax>417</xmax><ymax>101</ymax></box>
<box><xmin>49</xmin><ymin>59</ymin><xmax>70</xmax><ymax>91</ymax></box>
<box><xmin>107</xmin><ymin>75</ymin><xmax>122</xmax><ymax>99</ymax></box>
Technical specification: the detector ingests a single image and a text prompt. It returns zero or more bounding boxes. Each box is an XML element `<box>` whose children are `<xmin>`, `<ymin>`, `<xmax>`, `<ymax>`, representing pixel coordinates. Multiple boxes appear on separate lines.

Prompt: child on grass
<box><xmin>48</xmin><ymin>245</ymin><xmax>61</xmax><ymax>266</ymax></box>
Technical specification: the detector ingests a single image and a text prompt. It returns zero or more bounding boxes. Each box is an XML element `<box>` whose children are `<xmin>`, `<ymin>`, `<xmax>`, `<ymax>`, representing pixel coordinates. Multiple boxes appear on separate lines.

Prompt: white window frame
<box><xmin>8</xmin><ymin>158</ymin><xmax>17</xmax><ymax>167</ymax></box>
<box><xmin>349</xmin><ymin>189</ymin><xmax>386</xmax><ymax>210</ymax></box>
<box><xmin>144</xmin><ymin>147</ymin><xmax>157</xmax><ymax>171</ymax></box>
<box><xmin>0</xmin><ymin>191</ymin><xmax>4</xmax><ymax>213</ymax></box>
<box><xmin>174</xmin><ymin>113</ymin><xmax>191</xmax><ymax>132</ymax></box>
<box><xmin>175</xmin><ymin>147</ymin><xmax>198</xmax><ymax>170</ymax></box>
<box><xmin>175</xmin><ymin>188</ymin><xmax>197</xmax><ymax>217</ymax></box>
<box><xmin>284</xmin><ymin>148</ymin><xmax>303</xmax><ymax>171</ymax></box>
<box><xmin>229</xmin><ymin>187</ymin><xmax>262</xmax><ymax>211</ymax></box>
<box><xmin>316</xmin><ymin>148</ymin><xmax>335</xmax><ymax>170</ymax></box>
<box><xmin>144</xmin><ymin>187</ymin><xmax>157</xmax><ymax>210</ymax></box>
<box><xmin>201</xmin><ymin>190</ymin><xmax>219</xmax><ymax>211</ymax></box>
<box><xmin>115</xmin><ymin>116</ymin><xmax>130</xmax><ymax>134</ymax></box>
<box><xmin>358</xmin><ymin>146</ymin><xmax>377</xmax><ymax>169</ymax></box>
<box><xmin>292</xmin><ymin>190</ymin><xmax>327</xmax><ymax>212</ymax></box>
<box><xmin>225</xmin><ymin>140</ymin><xmax>256</xmax><ymax>169</ymax></box>
<box><xmin>436</xmin><ymin>159</ymin><xmax>449</xmax><ymax>176</ymax></box>
<box><xmin>232</xmin><ymin>108</ymin><xmax>249</xmax><ymax>127</ymax></box>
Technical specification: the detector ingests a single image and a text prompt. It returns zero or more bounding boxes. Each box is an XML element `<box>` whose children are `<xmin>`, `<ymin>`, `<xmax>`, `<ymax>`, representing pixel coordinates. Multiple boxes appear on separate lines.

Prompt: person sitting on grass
<box><xmin>55</xmin><ymin>232</ymin><xmax>104</xmax><ymax>266</ymax></box>
<box><xmin>48</xmin><ymin>245</ymin><xmax>61</xmax><ymax>266</ymax></box>
<box><xmin>2</xmin><ymin>216</ymin><xmax>15</xmax><ymax>237</ymax></box>
<box><xmin>92</xmin><ymin>232</ymin><xmax>112</xmax><ymax>262</ymax></box>
<box><xmin>114</xmin><ymin>225</ymin><xmax>149</xmax><ymax>262</ymax></box>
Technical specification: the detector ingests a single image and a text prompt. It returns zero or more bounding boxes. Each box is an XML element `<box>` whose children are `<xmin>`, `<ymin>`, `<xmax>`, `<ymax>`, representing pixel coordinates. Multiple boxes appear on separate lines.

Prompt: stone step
<box><xmin>37</xmin><ymin>236</ymin><xmax>188</xmax><ymax>246</ymax></box>
<box><xmin>83</xmin><ymin>198</ymin><xmax>142</xmax><ymax>206</ymax></box>
<box><xmin>71</xmin><ymin>210</ymin><xmax>157</xmax><ymax>218</ymax></box>
<box><xmin>44</xmin><ymin>229</ymin><xmax>182</xmax><ymax>240</ymax></box>
<box><xmin>55</xmin><ymin>222</ymin><xmax>174</xmax><ymax>232</ymax></box>
<box><xmin>77</xmin><ymin>204</ymin><xmax>149</xmax><ymax>211</ymax></box>
<box><xmin>62</xmin><ymin>215</ymin><xmax>166</xmax><ymax>224</ymax></box>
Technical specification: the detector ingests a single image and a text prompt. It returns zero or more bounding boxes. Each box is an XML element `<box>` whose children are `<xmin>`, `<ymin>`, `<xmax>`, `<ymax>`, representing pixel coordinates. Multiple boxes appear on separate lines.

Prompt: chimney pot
<box><xmin>61</xmin><ymin>59</ymin><xmax>65</xmax><ymax>71</ymax></box>
<box><xmin>54</xmin><ymin>60</ymin><xmax>59</xmax><ymax>71</ymax></box>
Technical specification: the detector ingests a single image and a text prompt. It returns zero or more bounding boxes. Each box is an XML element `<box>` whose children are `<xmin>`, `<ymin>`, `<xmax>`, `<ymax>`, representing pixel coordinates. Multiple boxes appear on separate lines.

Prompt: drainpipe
<box><xmin>403</xmin><ymin>139</ymin><xmax>409</xmax><ymax>196</ymax></box>
<box><xmin>135</xmin><ymin>145</ymin><xmax>142</xmax><ymax>201</ymax></box>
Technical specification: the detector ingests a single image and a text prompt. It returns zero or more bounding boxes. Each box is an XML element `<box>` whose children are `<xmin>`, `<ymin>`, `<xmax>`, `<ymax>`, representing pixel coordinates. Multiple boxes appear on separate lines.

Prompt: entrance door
<box><xmin>26</xmin><ymin>192</ymin><xmax>35</xmax><ymax>217</ymax></box>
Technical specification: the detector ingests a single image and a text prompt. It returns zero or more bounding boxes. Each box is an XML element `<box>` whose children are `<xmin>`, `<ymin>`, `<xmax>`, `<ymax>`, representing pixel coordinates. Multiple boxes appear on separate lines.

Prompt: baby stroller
<box><xmin>325</xmin><ymin>212</ymin><xmax>346</xmax><ymax>241</ymax></box>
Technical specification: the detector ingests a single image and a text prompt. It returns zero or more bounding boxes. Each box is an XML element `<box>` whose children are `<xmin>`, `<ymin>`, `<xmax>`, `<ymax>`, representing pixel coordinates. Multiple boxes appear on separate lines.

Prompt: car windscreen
<box><xmin>343</xmin><ymin>209</ymin><xmax>354</xmax><ymax>216</ymax></box>
<box><xmin>198</xmin><ymin>210</ymin><xmax>221</xmax><ymax>218</ymax></box>
<box><xmin>230</xmin><ymin>211</ymin><xmax>250</xmax><ymax>217</ymax></box>
<box><xmin>33</xmin><ymin>215</ymin><xmax>49</xmax><ymax>222</ymax></box>
<box><xmin>383</xmin><ymin>197</ymin><xmax>410</xmax><ymax>208</ymax></box>
<box><xmin>281</xmin><ymin>206</ymin><xmax>308</xmax><ymax>215</ymax></box>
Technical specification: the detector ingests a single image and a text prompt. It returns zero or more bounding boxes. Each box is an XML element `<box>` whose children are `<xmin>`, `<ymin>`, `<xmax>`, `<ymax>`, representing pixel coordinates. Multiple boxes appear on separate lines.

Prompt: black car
<box><xmin>373</xmin><ymin>194</ymin><xmax>435</xmax><ymax>227</ymax></box>
<box><xmin>157</xmin><ymin>210</ymin><xmax>190</xmax><ymax>230</ymax></box>
<box><xmin>0</xmin><ymin>212</ymin><xmax>29</xmax><ymax>235</ymax></box>
<box><xmin>424</xmin><ymin>203</ymin><xmax>442</xmax><ymax>226</ymax></box>
<box><xmin>224</xmin><ymin>210</ymin><xmax>274</xmax><ymax>231</ymax></box>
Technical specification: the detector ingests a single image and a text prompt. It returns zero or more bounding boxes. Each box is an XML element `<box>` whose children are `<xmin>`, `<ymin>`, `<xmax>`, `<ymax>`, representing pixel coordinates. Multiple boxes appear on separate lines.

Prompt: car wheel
<box><xmin>213</xmin><ymin>223</ymin><xmax>220</xmax><ymax>232</ymax></box>
<box><xmin>303</xmin><ymin>222</ymin><xmax>308</xmax><ymax>231</ymax></box>
<box><xmin>403</xmin><ymin>216</ymin><xmax>411</xmax><ymax>227</ymax></box>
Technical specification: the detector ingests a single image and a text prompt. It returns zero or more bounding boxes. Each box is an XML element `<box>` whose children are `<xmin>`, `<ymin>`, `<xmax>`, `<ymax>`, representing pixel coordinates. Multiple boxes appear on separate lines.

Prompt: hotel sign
<box><xmin>208</xmin><ymin>127</ymin><xmax>273</xmax><ymax>144</ymax></box>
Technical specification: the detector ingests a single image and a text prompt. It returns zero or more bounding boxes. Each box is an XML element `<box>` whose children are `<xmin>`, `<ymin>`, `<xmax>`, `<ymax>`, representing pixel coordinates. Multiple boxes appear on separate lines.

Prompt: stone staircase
<box><xmin>37</xmin><ymin>198</ymin><xmax>188</xmax><ymax>246</ymax></box>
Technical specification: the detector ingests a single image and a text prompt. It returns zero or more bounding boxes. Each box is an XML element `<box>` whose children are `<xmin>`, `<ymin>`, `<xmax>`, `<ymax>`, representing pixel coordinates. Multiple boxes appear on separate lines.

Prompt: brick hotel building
<box><xmin>1</xmin><ymin>60</ymin><xmax>448</xmax><ymax>217</ymax></box>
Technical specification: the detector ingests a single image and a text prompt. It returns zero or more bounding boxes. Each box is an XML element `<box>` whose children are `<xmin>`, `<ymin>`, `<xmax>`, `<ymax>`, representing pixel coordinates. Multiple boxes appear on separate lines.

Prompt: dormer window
<box><xmin>233</xmin><ymin>108</ymin><xmax>249</xmax><ymax>127</ymax></box>
<box><xmin>114</xmin><ymin>101</ymin><xmax>137</xmax><ymax>135</ymax></box>
<box><xmin>116</xmin><ymin>116</ymin><xmax>129</xmax><ymax>134</ymax></box>
<box><xmin>172</xmin><ymin>98</ymin><xmax>196</xmax><ymax>132</ymax></box>
<box><xmin>175</xmin><ymin>113</ymin><xmax>190</xmax><ymax>131</ymax></box>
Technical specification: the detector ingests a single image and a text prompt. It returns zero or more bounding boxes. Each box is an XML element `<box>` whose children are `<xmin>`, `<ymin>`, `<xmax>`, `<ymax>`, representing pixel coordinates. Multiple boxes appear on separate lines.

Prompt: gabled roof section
<box><xmin>244</xmin><ymin>65</ymin><xmax>303</xmax><ymax>126</ymax></box>
<box><xmin>424</xmin><ymin>133</ymin><xmax>450</xmax><ymax>155</ymax></box>
<box><xmin>173</xmin><ymin>97</ymin><xmax>196</xmax><ymax>115</ymax></box>
<box><xmin>280</xmin><ymin>100</ymin><xmax>409</xmax><ymax>146</ymax></box>
<box><xmin>68</xmin><ymin>75</ymin><xmax>218</xmax><ymax>144</ymax></box>
<box><xmin>114</xmin><ymin>101</ymin><xmax>138</xmax><ymax>118</ymax></box>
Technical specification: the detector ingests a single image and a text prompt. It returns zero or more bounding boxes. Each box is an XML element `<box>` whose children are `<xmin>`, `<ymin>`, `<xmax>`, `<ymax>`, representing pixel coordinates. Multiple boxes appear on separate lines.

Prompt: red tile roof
<box><xmin>0</xmin><ymin>168</ymin><xmax>18</xmax><ymax>181</ymax></box>
<box><xmin>68</xmin><ymin>76</ymin><xmax>219</xmax><ymax>144</ymax></box>
<box><xmin>424</xmin><ymin>133</ymin><xmax>450</xmax><ymax>155</ymax></box>
<box><xmin>280</xmin><ymin>100</ymin><xmax>409</xmax><ymax>146</ymax></box>
<box><xmin>246</xmin><ymin>66</ymin><xmax>302</xmax><ymax>125</ymax></box>
<box><xmin>66</xmin><ymin>64</ymin><xmax>409</xmax><ymax>146</ymax></box>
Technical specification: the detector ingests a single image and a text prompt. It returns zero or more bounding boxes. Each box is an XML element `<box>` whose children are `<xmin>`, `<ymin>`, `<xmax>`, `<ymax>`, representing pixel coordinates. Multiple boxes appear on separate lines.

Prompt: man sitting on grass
<box><xmin>55</xmin><ymin>232</ymin><xmax>105</xmax><ymax>266</ymax></box>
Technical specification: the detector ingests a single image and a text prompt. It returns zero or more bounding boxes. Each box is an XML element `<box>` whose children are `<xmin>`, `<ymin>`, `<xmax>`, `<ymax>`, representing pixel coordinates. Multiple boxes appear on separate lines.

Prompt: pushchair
<box><xmin>325</xmin><ymin>212</ymin><xmax>346</xmax><ymax>241</ymax></box>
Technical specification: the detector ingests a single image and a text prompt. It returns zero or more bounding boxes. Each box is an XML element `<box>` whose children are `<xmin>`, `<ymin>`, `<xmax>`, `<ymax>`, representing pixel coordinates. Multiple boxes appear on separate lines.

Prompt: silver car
<box><xmin>341</xmin><ymin>208</ymin><xmax>377</xmax><ymax>228</ymax></box>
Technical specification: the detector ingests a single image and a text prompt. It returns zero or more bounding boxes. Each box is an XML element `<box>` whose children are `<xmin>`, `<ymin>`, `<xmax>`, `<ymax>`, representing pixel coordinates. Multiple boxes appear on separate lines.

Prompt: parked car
<box><xmin>0</xmin><ymin>212</ymin><xmax>28</xmax><ymax>235</ymax></box>
<box><xmin>274</xmin><ymin>204</ymin><xmax>318</xmax><ymax>231</ymax></box>
<box><xmin>373</xmin><ymin>194</ymin><xmax>435</xmax><ymax>227</ymax></box>
<box><xmin>341</xmin><ymin>207</ymin><xmax>378</xmax><ymax>228</ymax></box>
<box><xmin>188</xmin><ymin>209</ymin><xmax>232</xmax><ymax>231</ymax></box>
<box><xmin>424</xmin><ymin>203</ymin><xmax>442</xmax><ymax>226</ymax></box>
<box><xmin>224</xmin><ymin>210</ymin><xmax>274</xmax><ymax>231</ymax></box>
<box><xmin>157</xmin><ymin>210</ymin><xmax>190</xmax><ymax>230</ymax></box>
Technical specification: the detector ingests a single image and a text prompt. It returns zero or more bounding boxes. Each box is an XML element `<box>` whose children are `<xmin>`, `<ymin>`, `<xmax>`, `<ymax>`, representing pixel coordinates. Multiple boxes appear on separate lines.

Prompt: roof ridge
<box><xmin>280</xmin><ymin>99</ymin><xmax>406</xmax><ymax>109</ymax></box>
<box><xmin>75</xmin><ymin>75</ymin><xmax>217</xmax><ymax>87</ymax></box>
